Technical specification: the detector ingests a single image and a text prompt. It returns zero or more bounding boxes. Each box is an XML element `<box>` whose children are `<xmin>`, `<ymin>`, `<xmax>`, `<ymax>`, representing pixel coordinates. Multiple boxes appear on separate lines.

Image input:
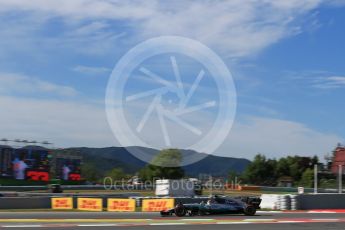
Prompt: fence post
<box><xmin>314</xmin><ymin>164</ymin><xmax>318</xmax><ymax>194</ymax></box>
<box><xmin>339</xmin><ymin>165</ymin><xmax>343</xmax><ymax>194</ymax></box>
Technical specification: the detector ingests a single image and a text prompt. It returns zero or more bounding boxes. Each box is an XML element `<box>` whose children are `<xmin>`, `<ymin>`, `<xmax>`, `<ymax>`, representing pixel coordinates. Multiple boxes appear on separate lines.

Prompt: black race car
<box><xmin>161</xmin><ymin>195</ymin><xmax>261</xmax><ymax>217</ymax></box>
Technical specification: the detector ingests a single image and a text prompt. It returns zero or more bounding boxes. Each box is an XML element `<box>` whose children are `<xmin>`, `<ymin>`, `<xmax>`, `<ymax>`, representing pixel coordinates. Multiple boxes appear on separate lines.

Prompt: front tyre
<box><xmin>244</xmin><ymin>206</ymin><xmax>256</xmax><ymax>216</ymax></box>
<box><xmin>174</xmin><ymin>204</ymin><xmax>187</xmax><ymax>217</ymax></box>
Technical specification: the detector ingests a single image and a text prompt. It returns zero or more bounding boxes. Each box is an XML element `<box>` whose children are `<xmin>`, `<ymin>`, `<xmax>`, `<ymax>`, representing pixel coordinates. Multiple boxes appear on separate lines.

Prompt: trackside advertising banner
<box><xmin>107</xmin><ymin>199</ymin><xmax>136</xmax><ymax>212</ymax></box>
<box><xmin>77</xmin><ymin>198</ymin><xmax>103</xmax><ymax>211</ymax></box>
<box><xmin>142</xmin><ymin>199</ymin><xmax>175</xmax><ymax>212</ymax></box>
<box><xmin>51</xmin><ymin>197</ymin><xmax>73</xmax><ymax>210</ymax></box>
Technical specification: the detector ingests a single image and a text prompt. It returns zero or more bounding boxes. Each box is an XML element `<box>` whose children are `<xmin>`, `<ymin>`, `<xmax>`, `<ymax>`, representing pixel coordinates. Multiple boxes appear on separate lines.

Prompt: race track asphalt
<box><xmin>0</xmin><ymin>211</ymin><xmax>344</xmax><ymax>229</ymax></box>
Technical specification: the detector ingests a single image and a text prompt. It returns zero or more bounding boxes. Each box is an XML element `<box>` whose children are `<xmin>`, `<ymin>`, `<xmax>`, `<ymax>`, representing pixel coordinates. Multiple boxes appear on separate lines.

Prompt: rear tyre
<box><xmin>244</xmin><ymin>206</ymin><xmax>256</xmax><ymax>216</ymax></box>
<box><xmin>174</xmin><ymin>204</ymin><xmax>187</xmax><ymax>217</ymax></box>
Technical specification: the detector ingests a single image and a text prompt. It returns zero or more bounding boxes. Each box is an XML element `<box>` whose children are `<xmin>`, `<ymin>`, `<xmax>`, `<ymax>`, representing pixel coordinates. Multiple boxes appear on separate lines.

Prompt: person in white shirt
<box><xmin>13</xmin><ymin>157</ymin><xmax>28</xmax><ymax>180</ymax></box>
<box><xmin>63</xmin><ymin>165</ymin><xmax>71</xmax><ymax>180</ymax></box>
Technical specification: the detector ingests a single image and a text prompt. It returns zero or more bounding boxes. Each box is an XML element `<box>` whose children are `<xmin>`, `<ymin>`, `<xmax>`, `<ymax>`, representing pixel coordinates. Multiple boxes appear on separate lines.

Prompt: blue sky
<box><xmin>0</xmin><ymin>0</ymin><xmax>345</xmax><ymax>160</ymax></box>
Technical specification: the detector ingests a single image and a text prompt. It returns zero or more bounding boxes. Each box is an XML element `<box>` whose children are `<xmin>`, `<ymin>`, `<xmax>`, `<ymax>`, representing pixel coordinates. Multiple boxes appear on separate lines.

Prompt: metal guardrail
<box><xmin>259</xmin><ymin>186</ymin><xmax>345</xmax><ymax>193</ymax></box>
<box><xmin>0</xmin><ymin>185</ymin><xmax>47</xmax><ymax>191</ymax></box>
<box><xmin>0</xmin><ymin>184</ymin><xmax>154</xmax><ymax>192</ymax></box>
<box><xmin>0</xmin><ymin>191</ymin><xmax>142</xmax><ymax>198</ymax></box>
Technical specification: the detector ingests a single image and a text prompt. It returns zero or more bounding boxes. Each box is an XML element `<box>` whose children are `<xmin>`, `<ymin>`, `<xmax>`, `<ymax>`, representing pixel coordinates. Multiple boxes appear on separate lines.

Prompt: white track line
<box><xmin>277</xmin><ymin>221</ymin><xmax>306</xmax><ymax>223</ymax></box>
<box><xmin>2</xmin><ymin>225</ymin><xmax>42</xmax><ymax>228</ymax></box>
<box><xmin>77</xmin><ymin>224</ymin><xmax>119</xmax><ymax>227</ymax></box>
<box><xmin>311</xmin><ymin>219</ymin><xmax>340</xmax><ymax>221</ymax></box>
<box><xmin>244</xmin><ymin>219</ymin><xmax>276</xmax><ymax>221</ymax></box>
<box><xmin>257</xmin><ymin>211</ymin><xmax>282</xmax><ymax>213</ymax></box>
<box><xmin>217</xmin><ymin>222</ymin><xmax>251</xmax><ymax>224</ymax></box>
<box><xmin>181</xmin><ymin>219</ymin><xmax>214</xmax><ymax>221</ymax></box>
<box><xmin>308</xmin><ymin>211</ymin><xmax>336</xmax><ymax>213</ymax></box>
<box><xmin>150</xmin><ymin>223</ymin><xmax>186</xmax><ymax>225</ymax></box>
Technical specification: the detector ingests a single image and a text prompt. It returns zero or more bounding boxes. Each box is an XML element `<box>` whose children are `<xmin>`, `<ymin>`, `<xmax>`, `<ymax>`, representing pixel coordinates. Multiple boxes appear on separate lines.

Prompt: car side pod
<box><xmin>160</xmin><ymin>210</ymin><xmax>173</xmax><ymax>217</ymax></box>
<box><xmin>174</xmin><ymin>203</ymin><xmax>187</xmax><ymax>217</ymax></box>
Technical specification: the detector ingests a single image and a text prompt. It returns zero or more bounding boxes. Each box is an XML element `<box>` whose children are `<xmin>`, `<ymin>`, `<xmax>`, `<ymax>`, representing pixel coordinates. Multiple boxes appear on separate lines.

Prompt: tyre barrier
<box><xmin>260</xmin><ymin>194</ymin><xmax>295</xmax><ymax>210</ymax></box>
<box><xmin>290</xmin><ymin>195</ymin><xmax>297</xmax><ymax>210</ymax></box>
<box><xmin>278</xmin><ymin>195</ymin><xmax>291</xmax><ymax>211</ymax></box>
<box><xmin>260</xmin><ymin>194</ymin><xmax>280</xmax><ymax>210</ymax></box>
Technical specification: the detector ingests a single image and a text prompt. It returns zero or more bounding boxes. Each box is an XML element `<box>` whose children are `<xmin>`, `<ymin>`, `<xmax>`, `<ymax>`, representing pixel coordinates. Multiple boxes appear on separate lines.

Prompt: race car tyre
<box><xmin>174</xmin><ymin>204</ymin><xmax>187</xmax><ymax>217</ymax></box>
<box><xmin>244</xmin><ymin>206</ymin><xmax>256</xmax><ymax>216</ymax></box>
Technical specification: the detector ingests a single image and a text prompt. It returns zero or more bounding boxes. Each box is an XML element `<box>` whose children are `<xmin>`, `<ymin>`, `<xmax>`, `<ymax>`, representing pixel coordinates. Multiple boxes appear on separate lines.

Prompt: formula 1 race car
<box><xmin>160</xmin><ymin>195</ymin><xmax>261</xmax><ymax>217</ymax></box>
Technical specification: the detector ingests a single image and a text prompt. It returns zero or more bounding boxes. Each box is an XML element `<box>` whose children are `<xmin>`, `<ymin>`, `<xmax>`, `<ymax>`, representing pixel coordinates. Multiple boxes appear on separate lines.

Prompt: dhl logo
<box><xmin>54</xmin><ymin>200</ymin><xmax>71</xmax><ymax>208</ymax></box>
<box><xmin>110</xmin><ymin>201</ymin><xmax>130</xmax><ymax>211</ymax></box>
<box><xmin>148</xmin><ymin>201</ymin><xmax>167</xmax><ymax>211</ymax></box>
<box><xmin>51</xmin><ymin>198</ymin><xmax>73</xmax><ymax>210</ymax></box>
<box><xmin>112</xmin><ymin>200</ymin><xmax>130</xmax><ymax>207</ymax></box>
<box><xmin>55</xmin><ymin>200</ymin><xmax>68</xmax><ymax>206</ymax></box>
<box><xmin>77</xmin><ymin>198</ymin><xmax>102</xmax><ymax>211</ymax></box>
<box><xmin>80</xmin><ymin>200</ymin><xmax>100</xmax><ymax>209</ymax></box>
<box><xmin>142</xmin><ymin>199</ymin><xmax>174</xmax><ymax>212</ymax></box>
<box><xmin>108</xmin><ymin>199</ymin><xmax>135</xmax><ymax>212</ymax></box>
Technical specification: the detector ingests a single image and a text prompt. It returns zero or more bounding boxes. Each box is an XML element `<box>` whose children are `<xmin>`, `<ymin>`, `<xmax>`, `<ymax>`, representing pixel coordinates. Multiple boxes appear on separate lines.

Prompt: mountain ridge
<box><xmin>65</xmin><ymin>146</ymin><xmax>250</xmax><ymax>177</ymax></box>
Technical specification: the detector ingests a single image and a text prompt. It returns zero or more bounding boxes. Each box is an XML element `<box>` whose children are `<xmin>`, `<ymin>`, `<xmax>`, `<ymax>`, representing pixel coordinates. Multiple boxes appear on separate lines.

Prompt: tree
<box><xmin>81</xmin><ymin>163</ymin><xmax>102</xmax><ymax>183</ymax></box>
<box><xmin>139</xmin><ymin>149</ymin><xmax>185</xmax><ymax>181</ymax></box>
<box><xmin>242</xmin><ymin>154</ymin><xmax>277</xmax><ymax>185</ymax></box>
<box><xmin>228</xmin><ymin>170</ymin><xmax>238</xmax><ymax>182</ymax></box>
<box><xmin>242</xmin><ymin>154</ymin><xmax>320</xmax><ymax>186</ymax></box>
<box><xmin>106</xmin><ymin>168</ymin><xmax>127</xmax><ymax>181</ymax></box>
<box><xmin>287</xmin><ymin>156</ymin><xmax>318</xmax><ymax>181</ymax></box>
<box><xmin>276</xmin><ymin>158</ymin><xmax>290</xmax><ymax>178</ymax></box>
<box><xmin>299</xmin><ymin>168</ymin><xmax>314</xmax><ymax>187</ymax></box>
<box><xmin>150</xmin><ymin>149</ymin><xmax>183</xmax><ymax>167</ymax></box>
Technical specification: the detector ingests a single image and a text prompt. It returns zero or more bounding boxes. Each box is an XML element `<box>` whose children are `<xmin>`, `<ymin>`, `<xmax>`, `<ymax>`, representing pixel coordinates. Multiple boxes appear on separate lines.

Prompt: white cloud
<box><xmin>0</xmin><ymin>92</ymin><xmax>341</xmax><ymax>160</ymax></box>
<box><xmin>313</xmin><ymin>76</ymin><xmax>345</xmax><ymax>89</ymax></box>
<box><xmin>0</xmin><ymin>0</ymin><xmax>340</xmax><ymax>57</ymax></box>
<box><xmin>0</xmin><ymin>0</ymin><xmax>156</xmax><ymax>20</ymax></box>
<box><xmin>285</xmin><ymin>71</ymin><xmax>345</xmax><ymax>89</ymax></box>
<box><xmin>53</xmin><ymin>22</ymin><xmax>127</xmax><ymax>55</ymax></box>
<box><xmin>137</xmin><ymin>0</ymin><xmax>315</xmax><ymax>56</ymax></box>
<box><xmin>73</xmin><ymin>65</ymin><xmax>111</xmax><ymax>75</ymax></box>
<box><xmin>0</xmin><ymin>96</ymin><xmax>117</xmax><ymax>147</ymax></box>
<box><xmin>219</xmin><ymin>116</ymin><xmax>343</xmax><ymax>159</ymax></box>
<box><xmin>325</xmin><ymin>0</ymin><xmax>345</xmax><ymax>6</ymax></box>
<box><xmin>0</xmin><ymin>73</ymin><xmax>78</xmax><ymax>97</ymax></box>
